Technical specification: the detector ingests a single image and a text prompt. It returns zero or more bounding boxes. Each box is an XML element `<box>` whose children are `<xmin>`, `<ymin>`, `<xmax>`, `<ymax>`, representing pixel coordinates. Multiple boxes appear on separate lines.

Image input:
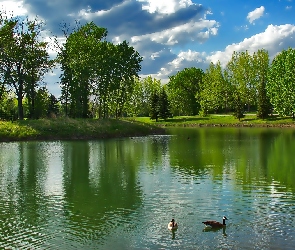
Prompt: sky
<box><xmin>1</xmin><ymin>0</ymin><xmax>295</xmax><ymax>96</ymax></box>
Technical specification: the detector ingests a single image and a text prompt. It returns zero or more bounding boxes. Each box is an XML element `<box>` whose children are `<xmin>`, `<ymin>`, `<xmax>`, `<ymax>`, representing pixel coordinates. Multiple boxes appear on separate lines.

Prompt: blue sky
<box><xmin>1</xmin><ymin>0</ymin><xmax>294</xmax><ymax>96</ymax></box>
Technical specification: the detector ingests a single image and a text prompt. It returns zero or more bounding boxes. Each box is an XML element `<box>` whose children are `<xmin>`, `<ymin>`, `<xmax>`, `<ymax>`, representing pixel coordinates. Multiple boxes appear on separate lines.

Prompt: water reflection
<box><xmin>0</xmin><ymin>127</ymin><xmax>295</xmax><ymax>249</ymax></box>
<box><xmin>202</xmin><ymin>226</ymin><xmax>227</xmax><ymax>237</ymax></box>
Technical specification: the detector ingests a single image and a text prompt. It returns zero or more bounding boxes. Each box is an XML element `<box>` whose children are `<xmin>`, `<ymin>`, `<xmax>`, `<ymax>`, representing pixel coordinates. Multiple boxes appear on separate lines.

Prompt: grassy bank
<box><xmin>0</xmin><ymin>118</ymin><xmax>165</xmax><ymax>142</ymax></box>
<box><xmin>1</xmin><ymin>114</ymin><xmax>295</xmax><ymax>142</ymax></box>
<box><xmin>126</xmin><ymin>114</ymin><xmax>295</xmax><ymax>128</ymax></box>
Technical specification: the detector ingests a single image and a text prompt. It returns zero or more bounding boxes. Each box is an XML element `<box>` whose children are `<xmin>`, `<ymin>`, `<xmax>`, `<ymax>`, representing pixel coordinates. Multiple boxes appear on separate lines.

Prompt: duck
<box><xmin>202</xmin><ymin>216</ymin><xmax>228</xmax><ymax>228</ymax></box>
<box><xmin>167</xmin><ymin>218</ymin><xmax>178</xmax><ymax>230</ymax></box>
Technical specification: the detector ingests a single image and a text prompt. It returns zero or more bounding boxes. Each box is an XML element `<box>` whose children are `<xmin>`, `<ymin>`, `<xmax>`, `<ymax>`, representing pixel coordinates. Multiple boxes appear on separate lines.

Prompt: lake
<box><xmin>0</xmin><ymin>127</ymin><xmax>295</xmax><ymax>249</ymax></box>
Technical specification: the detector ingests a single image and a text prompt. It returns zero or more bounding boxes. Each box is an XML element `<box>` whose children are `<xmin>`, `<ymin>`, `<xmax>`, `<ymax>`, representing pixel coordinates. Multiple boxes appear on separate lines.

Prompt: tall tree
<box><xmin>168</xmin><ymin>67</ymin><xmax>203</xmax><ymax>116</ymax></box>
<box><xmin>107</xmin><ymin>41</ymin><xmax>142</xmax><ymax>118</ymax></box>
<box><xmin>0</xmin><ymin>16</ymin><xmax>53</xmax><ymax>120</ymax></box>
<box><xmin>158</xmin><ymin>87</ymin><xmax>172</xmax><ymax>120</ymax></box>
<box><xmin>199</xmin><ymin>61</ymin><xmax>232</xmax><ymax>115</ymax></box>
<box><xmin>226</xmin><ymin>51</ymin><xmax>256</xmax><ymax>113</ymax></box>
<box><xmin>59</xmin><ymin>22</ymin><xmax>142</xmax><ymax>119</ymax></box>
<box><xmin>48</xmin><ymin>94</ymin><xmax>60</xmax><ymax>117</ymax></box>
<box><xmin>59</xmin><ymin>22</ymin><xmax>107</xmax><ymax>118</ymax></box>
<box><xmin>253</xmin><ymin>49</ymin><xmax>271</xmax><ymax>119</ymax></box>
<box><xmin>149</xmin><ymin>91</ymin><xmax>160</xmax><ymax>121</ymax></box>
<box><xmin>267</xmin><ymin>47</ymin><xmax>295</xmax><ymax>117</ymax></box>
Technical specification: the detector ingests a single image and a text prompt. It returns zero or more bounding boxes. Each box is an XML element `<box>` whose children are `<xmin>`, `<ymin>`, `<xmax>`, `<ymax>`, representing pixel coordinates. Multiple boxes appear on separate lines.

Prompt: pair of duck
<box><xmin>167</xmin><ymin>216</ymin><xmax>228</xmax><ymax>230</ymax></box>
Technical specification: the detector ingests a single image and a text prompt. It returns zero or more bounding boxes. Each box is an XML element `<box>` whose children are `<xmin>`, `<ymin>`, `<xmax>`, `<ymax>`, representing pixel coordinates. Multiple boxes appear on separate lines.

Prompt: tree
<box><xmin>48</xmin><ymin>94</ymin><xmax>60</xmax><ymax>117</ymax></box>
<box><xmin>226</xmin><ymin>51</ymin><xmax>256</xmax><ymax>113</ymax></box>
<box><xmin>149</xmin><ymin>91</ymin><xmax>160</xmax><ymax>121</ymax></box>
<box><xmin>233</xmin><ymin>92</ymin><xmax>244</xmax><ymax>121</ymax></box>
<box><xmin>0</xmin><ymin>91</ymin><xmax>18</xmax><ymax>120</ymax></box>
<box><xmin>0</xmin><ymin>16</ymin><xmax>53</xmax><ymax>120</ymax></box>
<box><xmin>59</xmin><ymin>22</ymin><xmax>142</xmax><ymax>119</ymax></box>
<box><xmin>253</xmin><ymin>49</ymin><xmax>271</xmax><ymax>119</ymax></box>
<box><xmin>59</xmin><ymin>22</ymin><xmax>108</xmax><ymax>118</ymax></box>
<box><xmin>199</xmin><ymin>62</ymin><xmax>232</xmax><ymax>115</ymax></box>
<box><xmin>149</xmin><ymin>86</ymin><xmax>172</xmax><ymax>121</ymax></box>
<box><xmin>267</xmin><ymin>47</ymin><xmax>295</xmax><ymax>117</ymax></box>
<box><xmin>167</xmin><ymin>67</ymin><xmax>203</xmax><ymax>116</ymax></box>
<box><xmin>107</xmin><ymin>41</ymin><xmax>142</xmax><ymax>118</ymax></box>
<box><xmin>158</xmin><ymin>87</ymin><xmax>172</xmax><ymax>120</ymax></box>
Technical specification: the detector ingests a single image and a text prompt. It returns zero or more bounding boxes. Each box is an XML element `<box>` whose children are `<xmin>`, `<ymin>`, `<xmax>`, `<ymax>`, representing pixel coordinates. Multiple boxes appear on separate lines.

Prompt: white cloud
<box><xmin>247</xmin><ymin>6</ymin><xmax>265</xmax><ymax>24</ymax></box>
<box><xmin>137</xmin><ymin>0</ymin><xmax>193</xmax><ymax>14</ymax></box>
<box><xmin>169</xmin><ymin>50</ymin><xmax>206</xmax><ymax>69</ymax></box>
<box><xmin>0</xmin><ymin>0</ymin><xmax>27</xmax><ymax>16</ymax></box>
<box><xmin>208</xmin><ymin>24</ymin><xmax>295</xmax><ymax>67</ymax></box>
<box><xmin>156</xmin><ymin>24</ymin><xmax>295</xmax><ymax>82</ymax></box>
<box><xmin>131</xmin><ymin>19</ymin><xmax>218</xmax><ymax>45</ymax></box>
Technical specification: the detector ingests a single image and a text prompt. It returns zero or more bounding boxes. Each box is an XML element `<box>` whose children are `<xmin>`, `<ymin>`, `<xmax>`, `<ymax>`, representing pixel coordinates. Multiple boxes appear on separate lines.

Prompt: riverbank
<box><xmin>1</xmin><ymin>114</ymin><xmax>295</xmax><ymax>142</ymax></box>
<box><xmin>0</xmin><ymin>118</ymin><xmax>165</xmax><ymax>142</ymax></box>
<box><xmin>127</xmin><ymin>114</ymin><xmax>295</xmax><ymax>128</ymax></box>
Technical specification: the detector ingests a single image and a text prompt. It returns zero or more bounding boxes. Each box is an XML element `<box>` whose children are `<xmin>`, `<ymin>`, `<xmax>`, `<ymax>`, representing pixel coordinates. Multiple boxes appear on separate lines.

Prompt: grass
<box><xmin>1</xmin><ymin>114</ymin><xmax>295</xmax><ymax>142</ymax></box>
<box><xmin>125</xmin><ymin>114</ymin><xmax>295</xmax><ymax>127</ymax></box>
<box><xmin>0</xmin><ymin>117</ymin><xmax>165</xmax><ymax>142</ymax></box>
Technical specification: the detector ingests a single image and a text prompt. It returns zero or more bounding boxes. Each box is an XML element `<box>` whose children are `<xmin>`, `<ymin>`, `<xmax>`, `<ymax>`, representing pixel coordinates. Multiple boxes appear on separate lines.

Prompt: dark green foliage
<box><xmin>168</xmin><ymin>67</ymin><xmax>203</xmax><ymax>116</ymax></box>
<box><xmin>0</xmin><ymin>16</ymin><xmax>53</xmax><ymax>120</ymax></box>
<box><xmin>149</xmin><ymin>87</ymin><xmax>172</xmax><ymax>121</ymax></box>
<box><xmin>149</xmin><ymin>91</ymin><xmax>160</xmax><ymax>121</ymax></box>
<box><xmin>59</xmin><ymin>22</ymin><xmax>142</xmax><ymax>119</ymax></box>
<box><xmin>158</xmin><ymin>88</ymin><xmax>172</xmax><ymax>120</ymax></box>
<box><xmin>233</xmin><ymin>93</ymin><xmax>244</xmax><ymax>121</ymax></box>
<box><xmin>48</xmin><ymin>94</ymin><xmax>60</xmax><ymax>117</ymax></box>
<box><xmin>257</xmin><ymin>79</ymin><xmax>272</xmax><ymax>119</ymax></box>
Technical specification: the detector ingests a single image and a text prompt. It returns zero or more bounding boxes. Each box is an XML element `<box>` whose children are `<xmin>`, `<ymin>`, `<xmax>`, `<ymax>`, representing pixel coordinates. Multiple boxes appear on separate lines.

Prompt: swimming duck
<box><xmin>168</xmin><ymin>218</ymin><xmax>178</xmax><ymax>230</ymax></box>
<box><xmin>202</xmin><ymin>216</ymin><xmax>228</xmax><ymax>228</ymax></box>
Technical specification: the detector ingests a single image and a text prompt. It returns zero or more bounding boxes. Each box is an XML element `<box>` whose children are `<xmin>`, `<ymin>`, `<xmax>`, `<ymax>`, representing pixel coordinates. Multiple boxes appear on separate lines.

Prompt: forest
<box><xmin>0</xmin><ymin>14</ymin><xmax>295</xmax><ymax>121</ymax></box>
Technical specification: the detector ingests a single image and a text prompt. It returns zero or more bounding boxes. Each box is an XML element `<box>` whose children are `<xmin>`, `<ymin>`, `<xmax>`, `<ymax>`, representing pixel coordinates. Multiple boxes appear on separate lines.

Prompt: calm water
<box><xmin>0</xmin><ymin>127</ymin><xmax>295</xmax><ymax>249</ymax></box>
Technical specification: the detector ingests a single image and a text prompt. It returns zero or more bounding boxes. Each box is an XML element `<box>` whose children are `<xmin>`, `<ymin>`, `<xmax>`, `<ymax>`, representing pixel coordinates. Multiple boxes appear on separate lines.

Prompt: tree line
<box><xmin>0</xmin><ymin>13</ymin><xmax>295</xmax><ymax>121</ymax></box>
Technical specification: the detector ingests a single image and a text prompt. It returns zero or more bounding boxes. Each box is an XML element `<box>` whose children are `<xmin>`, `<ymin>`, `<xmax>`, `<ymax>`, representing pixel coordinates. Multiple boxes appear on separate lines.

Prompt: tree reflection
<box><xmin>62</xmin><ymin>140</ymin><xmax>143</xmax><ymax>240</ymax></box>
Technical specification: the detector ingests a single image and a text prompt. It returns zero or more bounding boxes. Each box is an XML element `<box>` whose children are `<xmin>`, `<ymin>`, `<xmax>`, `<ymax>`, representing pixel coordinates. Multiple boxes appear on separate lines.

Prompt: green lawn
<box><xmin>1</xmin><ymin>114</ymin><xmax>294</xmax><ymax>142</ymax></box>
<box><xmin>0</xmin><ymin>117</ymin><xmax>165</xmax><ymax>142</ymax></box>
<box><xmin>125</xmin><ymin>114</ymin><xmax>295</xmax><ymax>127</ymax></box>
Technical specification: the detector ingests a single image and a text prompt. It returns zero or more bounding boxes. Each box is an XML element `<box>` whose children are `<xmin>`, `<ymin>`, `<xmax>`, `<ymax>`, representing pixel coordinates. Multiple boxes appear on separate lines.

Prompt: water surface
<box><xmin>0</xmin><ymin>127</ymin><xmax>295</xmax><ymax>249</ymax></box>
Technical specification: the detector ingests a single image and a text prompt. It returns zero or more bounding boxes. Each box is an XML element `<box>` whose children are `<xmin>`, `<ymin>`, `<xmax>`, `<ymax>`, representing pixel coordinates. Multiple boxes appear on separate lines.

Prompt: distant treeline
<box><xmin>0</xmin><ymin>14</ymin><xmax>294</xmax><ymax>121</ymax></box>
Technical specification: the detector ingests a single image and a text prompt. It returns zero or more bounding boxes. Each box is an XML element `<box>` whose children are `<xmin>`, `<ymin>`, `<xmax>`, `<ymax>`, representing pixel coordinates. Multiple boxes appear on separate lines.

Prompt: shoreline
<box><xmin>1</xmin><ymin>117</ymin><xmax>295</xmax><ymax>143</ymax></box>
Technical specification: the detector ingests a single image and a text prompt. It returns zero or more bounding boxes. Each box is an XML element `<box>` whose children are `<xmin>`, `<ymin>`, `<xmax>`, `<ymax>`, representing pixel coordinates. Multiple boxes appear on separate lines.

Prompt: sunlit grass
<box><xmin>1</xmin><ymin>114</ymin><xmax>294</xmax><ymax>142</ymax></box>
<box><xmin>0</xmin><ymin>117</ymin><xmax>164</xmax><ymax>142</ymax></box>
<box><xmin>126</xmin><ymin>114</ymin><xmax>295</xmax><ymax>127</ymax></box>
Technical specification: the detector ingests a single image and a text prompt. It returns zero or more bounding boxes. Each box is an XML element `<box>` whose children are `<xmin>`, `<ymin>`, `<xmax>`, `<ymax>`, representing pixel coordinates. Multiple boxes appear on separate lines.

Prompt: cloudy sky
<box><xmin>1</xmin><ymin>0</ymin><xmax>295</xmax><ymax>96</ymax></box>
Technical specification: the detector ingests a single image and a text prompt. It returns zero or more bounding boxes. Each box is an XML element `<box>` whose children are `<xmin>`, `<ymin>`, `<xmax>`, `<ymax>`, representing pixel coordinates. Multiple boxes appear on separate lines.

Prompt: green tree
<box><xmin>127</xmin><ymin>76</ymin><xmax>161</xmax><ymax>117</ymax></box>
<box><xmin>59</xmin><ymin>23</ymin><xmax>142</xmax><ymax>119</ymax></box>
<box><xmin>167</xmin><ymin>67</ymin><xmax>203</xmax><ymax>116</ymax></box>
<box><xmin>149</xmin><ymin>91</ymin><xmax>160</xmax><ymax>121</ymax></box>
<box><xmin>233</xmin><ymin>92</ymin><xmax>244</xmax><ymax>121</ymax></box>
<box><xmin>0</xmin><ymin>16</ymin><xmax>53</xmax><ymax>120</ymax></box>
<box><xmin>253</xmin><ymin>49</ymin><xmax>271</xmax><ymax>119</ymax></box>
<box><xmin>0</xmin><ymin>91</ymin><xmax>18</xmax><ymax>120</ymax></box>
<box><xmin>267</xmin><ymin>47</ymin><xmax>295</xmax><ymax>117</ymax></box>
<box><xmin>123</xmin><ymin>77</ymin><xmax>143</xmax><ymax>117</ymax></box>
<box><xmin>158</xmin><ymin>87</ymin><xmax>172</xmax><ymax>120</ymax></box>
<box><xmin>59</xmin><ymin>22</ymin><xmax>107</xmax><ymax>118</ymax></box>
<box><xmin>48</xmin><ymin>94</ymin><xmax>60</xmax><ymax>117</ymax></box>
<box><xmin>199</xmin><ymin>62</ymin><xmax>232</xmax><ymax>115</ymax></box>
<box><xmin>107</xmin><ymin>41</ymin><xmax>142</xmax><ymax>118</ymax></box>
<box><xmin>226</xmin><ymin>51</ymin><xmax>256</xmax><ymax>113</ymax></box>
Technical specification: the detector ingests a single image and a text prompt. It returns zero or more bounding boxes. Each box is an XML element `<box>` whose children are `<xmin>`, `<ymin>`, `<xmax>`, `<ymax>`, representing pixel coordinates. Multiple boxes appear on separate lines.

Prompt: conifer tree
<box><xmin>159</xmin><ymin>87</ymin><xmax>172</xmax><ymax>120</ymax></box>
<box><xmin>149</xmin><ymin>91</ymin><xmax>160</xmax><ymax>121</ymax></box>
